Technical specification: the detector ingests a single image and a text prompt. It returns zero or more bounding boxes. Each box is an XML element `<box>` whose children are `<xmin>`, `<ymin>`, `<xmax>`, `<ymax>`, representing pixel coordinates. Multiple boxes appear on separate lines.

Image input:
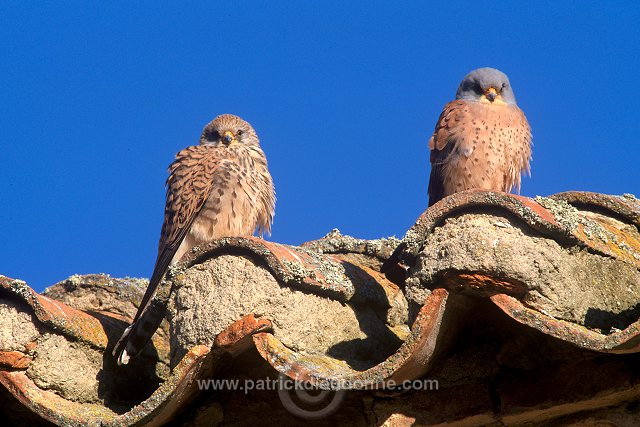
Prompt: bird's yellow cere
<box><xmin>480</xmin><ymin>87</ymin><xmax>508</xmax><ymax>105</ymax></box>
<box><xmin>223</xmin><ymin>130</ymin><xmax>238</xmax><ymax>144</ymax></box>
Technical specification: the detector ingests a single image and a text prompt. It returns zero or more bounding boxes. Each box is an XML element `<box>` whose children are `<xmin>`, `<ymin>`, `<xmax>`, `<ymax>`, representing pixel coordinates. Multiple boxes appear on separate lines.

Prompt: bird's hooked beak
<box><xmin>222</xmin><ymin>131</ymin><xmax>236</xmax><ymax>145</ymax></box>
<box><xmin>484</xmin><ymin>87</ymin><xmax>498</xmax><ymax>103</ymax></box>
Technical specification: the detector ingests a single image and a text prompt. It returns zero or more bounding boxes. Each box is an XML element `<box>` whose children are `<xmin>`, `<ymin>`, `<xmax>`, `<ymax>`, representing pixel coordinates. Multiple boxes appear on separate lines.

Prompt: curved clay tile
<box><xmin>1</xmin><ymin>190</ymin><xmax>639</xmax><ymax>425</ymax></box>
<box><xmin>398</xmin><ymin>189</ymin><xmax>640</xmax><ymax>354</ymax></box>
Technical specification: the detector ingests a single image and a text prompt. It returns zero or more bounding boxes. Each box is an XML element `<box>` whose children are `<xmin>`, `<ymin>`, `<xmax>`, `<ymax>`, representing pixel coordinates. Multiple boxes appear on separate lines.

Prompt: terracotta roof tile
<box><xmin>1</xmin><ymin>190</ymin><xmax>639</xmax><ymax>425</ymax></box>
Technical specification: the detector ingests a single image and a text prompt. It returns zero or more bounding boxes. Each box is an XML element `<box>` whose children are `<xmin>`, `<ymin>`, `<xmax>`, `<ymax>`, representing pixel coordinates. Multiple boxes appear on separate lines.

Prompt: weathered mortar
<box><xmin>26</xmin><ymin>333</ymin><xmax>103</xmax><ymax>403</ymax></box>
<box><xmin>408</xmin><ymin>213</ymin><xmax>640</xmax><ymax>332</ymax></box>
<box><xmin>0</xmin><ymin>300</ymin><xmax>41</xmax><ymax>352</ymax></box>
<box><xmin>168</xmin><ymin>254</ymin><xmax>406</xmax><ymax>369</ymax></box>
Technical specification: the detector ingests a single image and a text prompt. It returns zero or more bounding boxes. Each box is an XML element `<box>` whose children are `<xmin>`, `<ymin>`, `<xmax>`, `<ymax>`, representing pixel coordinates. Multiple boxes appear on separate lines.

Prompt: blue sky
<box><xmin>2</xmin><ymin>2</ymin><xmax>639</xmax><ymax>292</ymax></box>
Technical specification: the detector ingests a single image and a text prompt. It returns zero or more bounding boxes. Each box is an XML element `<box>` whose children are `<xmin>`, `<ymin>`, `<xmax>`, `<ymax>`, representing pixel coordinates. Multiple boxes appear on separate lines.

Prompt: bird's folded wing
<box><xmin>113</xmin><ymin>145</ymin><xmax>226</xmax><ymax>361</ymax></box>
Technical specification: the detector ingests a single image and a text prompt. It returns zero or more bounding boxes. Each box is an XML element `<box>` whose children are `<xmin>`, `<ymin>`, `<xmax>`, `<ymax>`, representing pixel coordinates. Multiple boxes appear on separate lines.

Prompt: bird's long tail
<box><xmin>112</xmin><ymin>296</ymin><xmax>167</xmax><ymax>365</ymax></box>
<box><xmin>112</xmin><ymin>324</ymin><xmax>136</xmax><ymax>365</ymax></box>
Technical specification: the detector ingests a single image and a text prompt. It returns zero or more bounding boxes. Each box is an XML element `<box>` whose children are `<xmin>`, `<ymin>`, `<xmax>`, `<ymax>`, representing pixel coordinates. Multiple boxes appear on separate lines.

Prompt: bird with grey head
<box><xmin>427</xmin><ymin>67</ymin><xmax>532</xmax><ymax>206</ymax></box>
<box><xmin>455</xmin><ymin>67</ymin><xmax>517</xmax><ymax>105</ymax></box>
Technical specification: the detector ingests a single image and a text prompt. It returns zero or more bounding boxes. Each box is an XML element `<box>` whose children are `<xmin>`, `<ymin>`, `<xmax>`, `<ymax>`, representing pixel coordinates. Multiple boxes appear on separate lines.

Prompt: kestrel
<box><xmin>113</xmin><ymin>114</ymin><xmax>276</xmax><ymax>365</ymax></box>
<box><xmin>428</xmin><ymin>67</ymin><xmax>532</xmax><ymax>206</ymax></box>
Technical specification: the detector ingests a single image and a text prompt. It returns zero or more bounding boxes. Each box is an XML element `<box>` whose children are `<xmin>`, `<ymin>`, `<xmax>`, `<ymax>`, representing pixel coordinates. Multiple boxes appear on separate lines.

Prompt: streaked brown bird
<box><xmin>113</xmin><ymin>114</ymin><xmax>276</xmax><ymax>365</ymax></box>
<box><xmin>428</xmin><ymin>67</ymin><xmax>532</xmax><ymax>206</ymax></box>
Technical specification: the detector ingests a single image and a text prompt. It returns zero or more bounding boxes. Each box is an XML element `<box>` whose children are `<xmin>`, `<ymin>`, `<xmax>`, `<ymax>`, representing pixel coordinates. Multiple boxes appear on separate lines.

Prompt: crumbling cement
<box><xmin>43</xmin><ymin>274</ymin><xmax>149</xmax><ymax>319</ymax></box>
<box><xmin>26</xmin><ymin>333</ymin><xmax>103</xmax><ymax>403</ymax></box>
<box><xmin>43</xmin><ymin>274</ymin><xmax>171</xmax><ymax>380</ymax></box>
<box><xmin>408</xmin><ymin>213</ymin><xmax>640</xmax><ymax>332</ymax></box>
<box><xmin>168</xmin><ymin>254</ymin><xmax>405</xmax><ymax>368</ymax></box>
<box><xmin>302</xmin><ymin>228</ymin><xmax>402</xmax><ymax>260</ymax></box>
<box><xmin>1</xmin><ymin>274</ymin><xmax>172</xmax><ymax>410</ymax></box>
<box><xmin>0</xmin><ymin>300</ymin><xmax>41</xmax><ymax>352</ymax></box>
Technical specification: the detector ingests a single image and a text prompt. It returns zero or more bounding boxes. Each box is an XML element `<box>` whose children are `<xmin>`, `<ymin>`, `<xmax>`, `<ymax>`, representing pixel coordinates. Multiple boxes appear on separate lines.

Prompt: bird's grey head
<box><xmin>455</xmin><ymin>67</ymin><xmax>517</xmax><ymax>105</ymax></box>
<box><xmin>200</xmin><ymin>114</ymin><xmax>260</xmax><ymax>147</ymax></box>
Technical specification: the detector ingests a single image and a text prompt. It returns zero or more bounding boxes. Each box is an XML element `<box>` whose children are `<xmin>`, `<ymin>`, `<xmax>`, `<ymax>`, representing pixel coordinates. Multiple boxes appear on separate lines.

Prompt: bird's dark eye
<box><xmin>236</xmin><ymin>129</ymin><xmax>244</xmax><ymax>136</ymax></box>
<box><xmin>462</xmin><ymin>80</ymin><xmax>483</xmax><ymax>94</ymax></box>
<box><xmin>207</xmin><ymin>130</ymin><xmax>220</xmax><ymax>141</ymax></box>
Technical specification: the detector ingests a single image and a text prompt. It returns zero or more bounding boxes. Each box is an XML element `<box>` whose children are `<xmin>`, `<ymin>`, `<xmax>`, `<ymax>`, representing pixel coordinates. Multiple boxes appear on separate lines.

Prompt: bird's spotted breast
<box><xmin>112</xmin><ymin>114</ymin><xmax>276</xmax><ymax>366</ymax></box>
<box><xmin>429</xmin><ymin>99</ymin><xmax>531</xmax><ymax>205</ymax></box>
